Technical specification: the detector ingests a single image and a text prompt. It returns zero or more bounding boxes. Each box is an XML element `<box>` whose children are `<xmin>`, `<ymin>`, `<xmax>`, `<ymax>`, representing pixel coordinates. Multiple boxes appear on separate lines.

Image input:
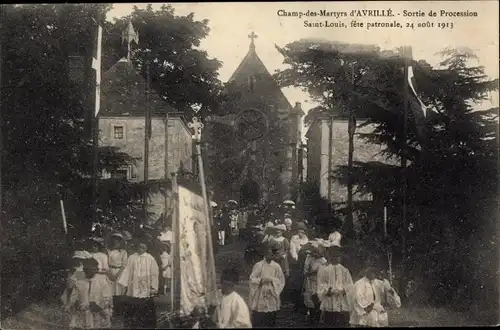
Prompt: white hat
<box><xmin>158</xmin><ymin>231</ymin><xmax>173</xmax><ymax>243</ymax></box>
<box><xmin>89</xmin><ymin>236</ymin><xmax>105</xmax><ymax>244</ymax></box>
<box><xmin>274</xmin><ymin>224</ymin><xmax>286</xmax><ymax>231</ymax></box>
<box><xmin>319</xmin><ymin>239</ymin><xmax>333</xmax><ymax>248</ymax></box>
<box><xmin>328</xmin><ymin>231</ymin><xmax>342</xmax><ymax>247</ymax></box>
<box><xmin>309</xmin><ymin>239</ymin><xmax>322</xmax><ymax>248</ymax></box>
<box><xmin>122</xmin><ymin>231</ymin><xmax>132</xmax><ymax>241</ymax></box>
<box><xmin>265</xmin><ymin>221</ymin><xmax>274</xmax><ymax>228</ymax></box>
<box><xmin>284</xmin><ymin>218</ymin><xmax>292</xmax><ymax>226</ymax></box>
<box><xmin>111</xmin><ymin>232</ymin><xmax>124</xmax><ymax>240</ymax></box>
<box><xmin>73</xmin><ymin>250</ymin><xmax>92</xmax><ymax>259</ymax></box>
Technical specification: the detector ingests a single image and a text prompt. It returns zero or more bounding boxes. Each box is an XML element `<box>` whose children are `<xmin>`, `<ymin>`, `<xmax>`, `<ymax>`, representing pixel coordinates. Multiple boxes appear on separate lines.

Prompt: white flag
<box><xmin>91</xmin><ymin>24</ymin><xmax>102</xmax><ymax>117</ymax></box>
<box><xmin>407</xmin><ymin>65</ymin><xmax>427</xmax><ymax>118</ymax></box>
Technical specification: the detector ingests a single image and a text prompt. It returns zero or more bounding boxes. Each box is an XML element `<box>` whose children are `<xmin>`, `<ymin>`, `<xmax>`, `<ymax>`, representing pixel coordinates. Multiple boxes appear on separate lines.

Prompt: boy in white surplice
<box><xmin>248</xmin><ymin>248</ymin><xmax>285</xmax><ymax>328</ymax></box>
<box><xmin>349</xmin><ymin>267</ymin><xmax>401</xmax><ymax>327</ymax></box>
<box><xmin>317</xmin><ymin>245</ymin><xmax>353</xmax><ymax>327</ymax></box>
<box><xmin>118</xmin><ymin>240</ymin><xmax>159</xmax><ymax>329</ymax></box>
<box><xmin>216</xmin><ymin>266</ymin><xmax>252</xmax><ymax>328</ymax></box>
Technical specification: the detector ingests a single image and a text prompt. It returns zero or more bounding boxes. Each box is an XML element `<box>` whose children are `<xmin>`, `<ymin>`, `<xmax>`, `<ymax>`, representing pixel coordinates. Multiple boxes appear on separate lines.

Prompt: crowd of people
<box><xmin>60</xmin><ymin>228</ymin><xmax>173</xmax><ymax>329</ymax></box>
<box><xmin>214</xmin><ymin>199</ymin><xmax>403</xmax><ymax>328</ymax></box>
<box><xmin>59</xmin><ymin>199</ymin><xmax>401</xmax><ymax>329</ymax></box>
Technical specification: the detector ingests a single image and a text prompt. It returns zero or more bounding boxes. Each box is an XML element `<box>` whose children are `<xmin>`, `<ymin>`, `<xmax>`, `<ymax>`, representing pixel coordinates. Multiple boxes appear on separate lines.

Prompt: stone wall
<box><xmin>306</xmin><ymin>120</ymin><xmax>322</xmax><ymax>184</ymax></box>
<box><xmin>99</xmin><ymin>115</ymin><xmax>193</xmax><ymax>222</ymax></box>
<box><xmin>306</xmin><ymin>118</ymin><xmax>397</xmax><ymax>203</ymax></box>
<box><xmin>329</xmin><ymin>119</ymin><xmax>395</xmax><ymax>203</ymax></box>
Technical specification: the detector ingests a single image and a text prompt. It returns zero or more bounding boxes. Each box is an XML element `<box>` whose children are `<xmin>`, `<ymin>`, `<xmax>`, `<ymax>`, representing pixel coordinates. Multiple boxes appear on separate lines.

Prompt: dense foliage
<box><xmin>103</xmin><ymin>4</ymin><xmax>224</xmax><ymax>117</ymax></box>
<box><xmin>276</xmin><ymin>39</ymin><xmax>499</xmax><ymax>323</ymax></box>
<box><xmin>0</xmin><ymin>3</ymin><xmax>222</xmax><ymax>316</ymax></box>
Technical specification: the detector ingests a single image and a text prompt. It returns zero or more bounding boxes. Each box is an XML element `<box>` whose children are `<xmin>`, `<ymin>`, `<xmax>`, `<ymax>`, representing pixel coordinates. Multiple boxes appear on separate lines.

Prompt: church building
<box><xmin>204</xmin><ymin>32</ymin><xmax>304</xmax><ymax>206</ymax></box>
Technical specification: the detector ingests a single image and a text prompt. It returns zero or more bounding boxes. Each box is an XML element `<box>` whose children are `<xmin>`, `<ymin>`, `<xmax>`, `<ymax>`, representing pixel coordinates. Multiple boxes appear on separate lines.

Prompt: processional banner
<box><xmin>177</xmin><ymin>185</ymin><xmax>211</xmax><ymax>316</ymax></box>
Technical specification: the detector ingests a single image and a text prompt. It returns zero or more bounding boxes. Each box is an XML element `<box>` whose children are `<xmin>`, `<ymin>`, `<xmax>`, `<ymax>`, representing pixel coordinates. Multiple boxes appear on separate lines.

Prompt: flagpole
<box><xmin>164</xmin><ymin>112</ymin><xmax>169</xmax><ymax>227</ymax></box>
<box><xmin>143</xmin><ymin>60</ymin><xmax>151</xmax><ymax>225</ymax></box>
<box><xmin>91</xmin><ymin>13</ymin><xmax>103</xmax><ymax>229</ymax></box>
<box><xmin>401</xmin><ymin>45</ymin><xmax>410</xmax><ymax>296</ymax></box>
<box><xmin>0</xmin><ymin>13</ymin><xmax>3</xmax><ymax>227</ymax></box>
<box><xmin>188</xmin><ymin>116</ymin><xmax>218</xmax><ymax>307</ymax></box>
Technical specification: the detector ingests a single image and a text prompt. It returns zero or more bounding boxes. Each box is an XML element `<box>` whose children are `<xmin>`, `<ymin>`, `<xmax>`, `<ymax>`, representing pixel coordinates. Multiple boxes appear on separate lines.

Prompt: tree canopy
<box><xmin>103</xmin><ymin>4</ymin><xmax>224</xmax><ymax>117</ymax></box>
<box><xmin>275</xmin><ymin>38</ymin><xmax>499</xmax><ymax>320</ymax></box>
<box><xmin>1</xmin><ymin>3</ymin><xmax>224</xmax><ymax>252</ymax></box>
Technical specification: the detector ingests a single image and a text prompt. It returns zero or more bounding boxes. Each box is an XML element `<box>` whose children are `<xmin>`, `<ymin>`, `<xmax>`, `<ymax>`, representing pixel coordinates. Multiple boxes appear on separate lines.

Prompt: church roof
<box><xmin>225</xmin><ymin>34</ymin><xmax>300</xmax><ymax>115</ymax></box>
<box><xmin>100</xmin><ymin>58</ymin><xmax>176</xmax><ymax>117</ymax></box>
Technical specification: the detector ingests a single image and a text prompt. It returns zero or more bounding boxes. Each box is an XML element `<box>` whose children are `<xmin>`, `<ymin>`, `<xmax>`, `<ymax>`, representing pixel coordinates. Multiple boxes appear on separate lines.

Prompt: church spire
<box><xmin>248</xmin><ymin>31</ymin><xmax>258</xmax><ymax>51</ymax></box>
<box><xmin>121</xmin><ymin>20</ymin><xmax>139</xmax><ymax>62</ymax></box>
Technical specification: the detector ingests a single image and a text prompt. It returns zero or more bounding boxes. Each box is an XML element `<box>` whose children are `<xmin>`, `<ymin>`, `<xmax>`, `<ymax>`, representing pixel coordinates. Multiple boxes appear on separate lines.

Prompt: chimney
<box><xmin>294</xmin><ymin>102</ymin><xmax>302</xmax><ymax>111</ymax></box>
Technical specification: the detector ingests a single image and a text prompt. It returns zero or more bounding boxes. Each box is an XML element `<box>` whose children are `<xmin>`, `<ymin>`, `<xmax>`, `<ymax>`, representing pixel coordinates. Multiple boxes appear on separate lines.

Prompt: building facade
<box><xmin>306</xmin><ymin>115</ymin><xmax>394</xmax><ymax>204</ymax></box>
<box><xmin>204</xmin><ymin>33</ymin><xmax>304</xmax><ymax>205</ymax></box>
<box><xmin>98</xmin><ymin>58</ymin><xmax>193</xmax><ymax>222</ymax></box>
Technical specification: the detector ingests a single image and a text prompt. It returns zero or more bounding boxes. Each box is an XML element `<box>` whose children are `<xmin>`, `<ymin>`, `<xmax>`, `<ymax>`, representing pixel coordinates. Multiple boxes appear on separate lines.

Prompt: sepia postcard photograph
<box><xmin>0</xmin><ymin>1</ymin><xmax>498</xmax><ymax>329</ymax></box>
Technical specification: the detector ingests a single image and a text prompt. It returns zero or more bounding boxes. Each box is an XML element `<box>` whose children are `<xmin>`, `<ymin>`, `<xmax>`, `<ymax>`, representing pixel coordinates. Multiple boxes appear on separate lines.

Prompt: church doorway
<box><xmin>239</xmin><ymin>177</ymin><xmax>260</xmax><ymax>207</ymax></box>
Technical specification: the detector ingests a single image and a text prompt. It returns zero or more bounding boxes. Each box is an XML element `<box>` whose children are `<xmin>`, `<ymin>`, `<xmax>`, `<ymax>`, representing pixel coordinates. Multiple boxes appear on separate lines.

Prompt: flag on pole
<box><xmin>146</xmin><ymin>63</ymin><xmax>152</xmax><ymax>141</ymax></box>
<box><xmin>401</xmin><ymin>46</ymin><xmax>428</xmax><ymax>139</ymax></box>
<box><xmin>91</xmin><ymin>22</ymin><xmax>102</xmax><ymax>117</ymax></box>
<box><xmin>401</xmin><ymin>46</ymin><xmax>428</xmax><ymax>120</ymax></box>
<box><xmin>408</xmin><ymin>66</ymin><xmax>427</xmax><ymax>118</ymax></box>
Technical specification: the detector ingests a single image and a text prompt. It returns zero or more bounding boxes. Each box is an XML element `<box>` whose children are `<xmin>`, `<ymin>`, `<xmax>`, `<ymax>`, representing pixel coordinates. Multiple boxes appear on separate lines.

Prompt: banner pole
<box><xmin>170</xmin><ymin>172</ymin><xmax>180</xmax><ymax>328</ymax></box>
<box><xmin>189</xmin><ymin>116</ymin><xmax>218</xmax><ymax>311</ymax></box>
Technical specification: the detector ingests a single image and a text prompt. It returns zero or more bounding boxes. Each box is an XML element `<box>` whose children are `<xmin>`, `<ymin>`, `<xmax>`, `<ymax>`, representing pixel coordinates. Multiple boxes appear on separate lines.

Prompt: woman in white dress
<box><xmin>88</xmin><ymin>237</ymin><xmax>109</xmax><ymax>274</ymax></box>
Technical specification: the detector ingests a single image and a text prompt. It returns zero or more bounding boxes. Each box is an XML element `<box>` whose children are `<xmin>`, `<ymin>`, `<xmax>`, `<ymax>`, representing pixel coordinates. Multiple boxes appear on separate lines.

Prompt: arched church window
<box><xmin>248</xmin><ymin>75</ymin><xmax>256</xmax><ymax>93</ymax></box>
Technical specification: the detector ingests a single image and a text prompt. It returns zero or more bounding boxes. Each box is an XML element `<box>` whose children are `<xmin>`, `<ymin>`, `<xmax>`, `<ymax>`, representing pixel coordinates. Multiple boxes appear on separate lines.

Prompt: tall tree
<box><xmin>0</xmin><ymin>3</ymin><xmax>120</xmax><ymax>315</ymax></box>
<box><xmin>275</xmin><ymin>40</ymin><xmax>408</xmax><ymax>237</ymax></box>
<box><xmin>1</xmin><ymin>3</ymin><xmax>153</xmax><ymax>244</ymax></box>
<box><xmin>276</xmin><ymin>38</ymin><xmax>499</xmax><ymax>320</ymax></box>
<box><xmin>103</xmin><ymin>4</ymin><xmax>224</xmax><ymax>117</ymax></box>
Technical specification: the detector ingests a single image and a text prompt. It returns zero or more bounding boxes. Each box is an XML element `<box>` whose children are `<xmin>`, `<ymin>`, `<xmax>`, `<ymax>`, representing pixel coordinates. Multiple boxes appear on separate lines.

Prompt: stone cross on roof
<box><xmin>248</xmin><ymin>31</ymin><xmax>258</xmax><ymax>50</ymax></box>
